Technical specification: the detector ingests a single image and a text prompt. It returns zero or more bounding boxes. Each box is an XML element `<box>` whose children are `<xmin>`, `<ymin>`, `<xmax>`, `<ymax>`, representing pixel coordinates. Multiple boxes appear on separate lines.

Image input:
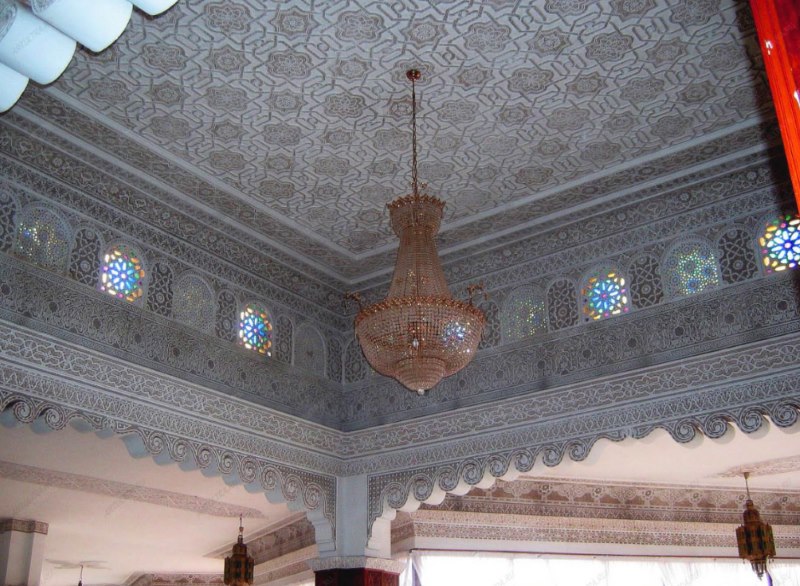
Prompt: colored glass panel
<box><xmin>239</xmin><ymin>304</ymin><xmax>272</xmax><ymax>355</ymax></box>
<box><xmin>504</xmin><ymin>291</ymin><xmax>547</xmax><ymax>341</ymax></box>
<box><xmin>583</xmin><ymin>271</ymin><xmax>629</xmax><ymax>321</ymax></box>
<box><xmin>760</xmin><ymin>215</ymin><xmax>800</xmax><ymax>273</ymax></box>
<box><xmin>100</xmin><ymin>246</ymin><xmax>145</xmax><ymax>302</ymax></box>
<box><xmin>669</xmin><ymin>245</ymin><xmax>720</xmax><ymax>296</ymax></box>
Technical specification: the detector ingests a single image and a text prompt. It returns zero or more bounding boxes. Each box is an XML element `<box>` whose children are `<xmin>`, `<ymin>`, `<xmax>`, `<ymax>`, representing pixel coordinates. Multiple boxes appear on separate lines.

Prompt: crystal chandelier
<box><xmin>224</xmin><ymin>515</ymin><xmax>254</xmax><ymax>586</ymax></box>
<box><xmin>736</xmin><ymin>472</ymin><xmax>776</xmax><ymax>583</ymax></box>
<box><xmin>348</xmin><ymin>69</ymin><xmax>485</xmax><ymax>395</ymax></box>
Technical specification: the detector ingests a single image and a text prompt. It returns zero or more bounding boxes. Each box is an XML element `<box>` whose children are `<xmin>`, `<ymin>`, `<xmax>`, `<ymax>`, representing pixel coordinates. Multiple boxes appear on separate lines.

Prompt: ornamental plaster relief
<box><xmin>435</xmin><ymin>479</ymin><xmax>800</xmax><ymax>525</ymax></box>
<box><xmin>395</xmin><ymin>510</ymin><xmax>800</xmax><ymax>550</ymax></box>
<box><xmin>343</xmin><ymin>272</ymin><xmax>800</xmax><ymax>428</ymax></box>
<box><xmin>356</xmin><ymin>157</ymin><xmax>787</xmax><ymax>303</ymax></box>
<box><xmin>0</xmin><ymin>388</ymin><xmax>337</xmax><ymax>549</ymax></box>
<box><xmin>0</xmin><ymin>255</ymin><xmax>343</xmax><ymax>423</ymax></box>
<box><xmin>37</xmin><ymin>0</ymin><xmax>772</xmax><ymax>268</ymax></box>
<box><xmin>0</xmin><ymin>119</ymin><xmax>347</xmax><ymax>328</ymax></box>
<box><xmin>0</xmin><ymin>460</ymin><xmax>267</xmax><ymax>519</ymax></box>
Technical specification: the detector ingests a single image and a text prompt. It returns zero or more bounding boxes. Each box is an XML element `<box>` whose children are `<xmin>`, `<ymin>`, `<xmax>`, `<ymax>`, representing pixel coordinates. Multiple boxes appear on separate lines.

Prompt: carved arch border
<box><xmin>366</xmin><ymin>382</ymin><xmax>800</xmax><ymax>542</ymax></box>
<box><xmin>0</xmin><ymin>388</ymin><xmax>337</xmax><ymax>552</ymax></box>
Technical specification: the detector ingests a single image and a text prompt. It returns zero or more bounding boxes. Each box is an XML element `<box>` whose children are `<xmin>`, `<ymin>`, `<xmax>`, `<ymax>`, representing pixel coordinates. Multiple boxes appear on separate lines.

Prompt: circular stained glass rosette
<box><xmin>239</xmin><ymin>306</ymin><xmax>272</xmax><ymax>355</ymax></box>
<box><xmin>100</xmin><ymin>248</ymin><xmax>144</xmax><ymax>302</ymax></box>
<box><xmin>584</xmin><ymin>273</ymin><xmax>628</xmax><ymax>320</ymax></box>
<box><xmin>760</xmin><ymin>216</ymin><xmax>800</xmax><ymax>273</ymax></box>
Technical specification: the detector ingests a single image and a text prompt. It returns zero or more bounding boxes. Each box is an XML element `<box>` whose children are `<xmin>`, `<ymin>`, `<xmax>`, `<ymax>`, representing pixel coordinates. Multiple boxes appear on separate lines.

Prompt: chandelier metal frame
<box><xmin>348</xmin><ymin>69</ymin><xmax>486</xmax><ymax>395</ymax></box>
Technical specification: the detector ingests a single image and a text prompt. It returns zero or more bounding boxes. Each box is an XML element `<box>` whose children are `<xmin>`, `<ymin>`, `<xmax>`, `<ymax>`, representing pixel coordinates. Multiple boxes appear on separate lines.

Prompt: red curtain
<box><xmin>750</xmin><ymin>0</ymin><xmax>800</xmax><ymax>208</ymax></box>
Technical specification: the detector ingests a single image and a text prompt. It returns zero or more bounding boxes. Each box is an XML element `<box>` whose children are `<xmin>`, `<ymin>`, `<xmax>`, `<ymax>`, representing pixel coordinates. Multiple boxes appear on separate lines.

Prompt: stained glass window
<box><xmin>100</xmin><ymin>245</ymin><xmax>145</xmax><ymax>302</ymax></box>
<box><xmin>663</xmin><ymin>241</ymin><xmax>721</xmax><ymax>297</ymax></box>
<box><xmin>503</xmin><ymin>286</ymin><xmax>548</xmax><ymax>341</ymax></box>
<box><xmin>14</xmin><ymin>207</ymin><xmax>70</xmax><ymax>271</ymax></box>
<box><xmin>760</xmin><ymin>215</ymin><xmax>800</xmax><ymax>273</ymax></box>
<box><xmin>582</xmin><ymin>269</ymin><xmax>629</xmax><ymax>321</ymax></box>
<box><xmin>238</xmin><ymin>304</ymin><xmax>273</xmax><ymax>356</ymax></box>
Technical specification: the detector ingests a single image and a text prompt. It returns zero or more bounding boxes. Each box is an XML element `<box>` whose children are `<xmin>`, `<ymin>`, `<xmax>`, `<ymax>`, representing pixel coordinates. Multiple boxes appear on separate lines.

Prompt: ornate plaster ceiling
<box><xmin>26</xmin><ymin>0</ymin><xmax>772</xmax><ymax>282</ymax></box>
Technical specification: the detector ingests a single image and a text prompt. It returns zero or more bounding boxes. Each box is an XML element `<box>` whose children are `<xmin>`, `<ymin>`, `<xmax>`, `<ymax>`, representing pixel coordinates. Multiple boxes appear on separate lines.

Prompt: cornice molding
<box><xmin>395</xmin><ymin>509</ymin><xmax>800</xmax><ymax>550</ymax></box>
<box><xmin>0</xmin><ymin>518</ymin><xmax>48</xmax><ymax>535</ymax></box>
<box><xmin>0</xmin><ymin>460</ymin><xmax>267</xmax><ymax>519</ymax></box>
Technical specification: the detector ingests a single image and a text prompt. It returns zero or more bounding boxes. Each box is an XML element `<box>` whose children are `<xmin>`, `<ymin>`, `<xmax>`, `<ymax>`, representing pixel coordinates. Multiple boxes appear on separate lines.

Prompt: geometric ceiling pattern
<box><xmin>47</xmin><ymin>0</ymin><xmax>771</xmax><ymax>278</ymax></box>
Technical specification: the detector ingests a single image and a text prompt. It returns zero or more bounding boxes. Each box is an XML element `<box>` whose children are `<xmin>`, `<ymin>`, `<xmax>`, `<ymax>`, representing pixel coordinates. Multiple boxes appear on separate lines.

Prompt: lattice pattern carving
<box><xmin>275</xmin><ymin>315</ymin><xmax>293</xmax><ymax>363</ymax></box>
<box><xmin>294</xmin><ymin>324</ymin><xmax>326</xmax><ymax>377</ymax></box>
<box><xmin>546</xmin><ymin>279</ymin><xmax>579</xmax><ymax>331</ymax></box>
<box><xmin>173</xmin><ymin>273</ymin><xmax>214</xmax><ymax>333</ymax></box>
<box><xmin>147</xmin><ymin>261</ymin><xmax>174</xmax><ymax>317</ymax></box>
<box><xmin>344</xmin><ymin>339</ymin><xmax>368</xmax><ymax>383</ymax></box>
<box><xmin>628</xmin><ymin>254</ymin><xmax>664</xmax><ymax>309</ymax></box>
<box><xmin>327</xmin><ymin>336</ymin><xmax>342</xmax><ymax>383</ymax></box>
<box><xmin>216</xmin><ymin>290</ymin><xmax>238</xmax><ymax>343</ymax></box>
<box><xmin>478</xmin><ymin>299</ymin><xmax>501</xmax><ymax>350</ymax></box>
<box><xmin>0</xmin><ymin>190</ymin><xmax>16</xmax><ymax>251</ymax></box>
<box><xmin>718</xmin><ymin>226</ymin><xmax>758</xmax><ymax>284</ymax></box>
<box><xmin>68</xmin><ymin>227</ymin><xmax>102</xmax><ymax>287</ymax></box>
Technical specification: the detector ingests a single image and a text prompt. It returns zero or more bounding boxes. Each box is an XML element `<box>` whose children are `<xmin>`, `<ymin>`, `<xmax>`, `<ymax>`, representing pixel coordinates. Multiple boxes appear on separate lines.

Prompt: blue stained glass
<box><xmin>583</xmin><ymin>270</ymin><xmax>629</xmax><ymax>321</ymax></box>
<box><xmin>100</xmin><ymin>247</ymin><xmax>144</xmax><ymax>302</ymax></box>
<box><xmin>239</xmin><ymin>305</ymin><xmax>272</xmax><ymax>355</ymax></box>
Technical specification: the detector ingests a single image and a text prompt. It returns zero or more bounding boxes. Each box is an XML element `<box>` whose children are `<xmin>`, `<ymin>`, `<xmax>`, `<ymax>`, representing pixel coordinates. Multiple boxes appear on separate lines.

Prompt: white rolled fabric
<box><xmin>0</xmin><ymin>61</ymin><xmax>27</xmax><ymax>112</ymax></box>
<box><xmin>130</xmin><ymin>0</ymin><xmax>178</xmax><ymax>16</ymax></box>
<box><xmin>31</xmin><ymin>0</ymin><xmax>133</xmax><ymax>53</ymax></box>
<box><xmin>0</xmin><ymin>2</ymin><xmax>76</xmax><ymax>84</ymax></box>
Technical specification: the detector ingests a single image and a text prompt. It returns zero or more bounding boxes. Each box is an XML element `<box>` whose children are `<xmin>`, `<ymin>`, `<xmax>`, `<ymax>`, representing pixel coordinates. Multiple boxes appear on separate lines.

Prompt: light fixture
<box><xmin>347</xmin><ymin>69</ymin><xmax>486</xmax><ymax>395</ymax></box>
<box><xmin>224</xmin><ymin>515</ymin><xmax>254</xmax><ymax>586</ymax></box>
<box><xmin>736</xmin><ymin>472</ymin><xmax>776</xmax><ymax>583</ymax></box>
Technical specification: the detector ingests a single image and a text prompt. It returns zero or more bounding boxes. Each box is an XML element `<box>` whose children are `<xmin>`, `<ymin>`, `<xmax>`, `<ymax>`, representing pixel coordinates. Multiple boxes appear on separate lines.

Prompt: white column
<box><xmin>129</xmin><ymin>0</ymin><xmax>178</xmax><ymax>16</ymax></box>
<box><xmin>31</xmin><ymin>0</ymin><xmax>133</xmax><ymax>53</ymax></box>
<box><xmin>0</xmin><ymin>3</ymin><xmax>76</xmax><ymax>84</ymax></box>
<box><xmin>0</xmin><ymin>62</ymin><xmax>28</xmax><ymax>113</ymax></box>
<box><xmin>0</xmin><ymin>519</ymin><xmax>48</xmax><ymax>586</ymax></box>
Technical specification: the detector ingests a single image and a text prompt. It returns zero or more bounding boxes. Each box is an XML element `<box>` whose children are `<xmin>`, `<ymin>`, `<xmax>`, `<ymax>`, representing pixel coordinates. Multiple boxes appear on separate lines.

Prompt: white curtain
<box><xmin>407</xmin><ymin>551</ymin><xmax>800</xmax><ymax>586</ymax></box>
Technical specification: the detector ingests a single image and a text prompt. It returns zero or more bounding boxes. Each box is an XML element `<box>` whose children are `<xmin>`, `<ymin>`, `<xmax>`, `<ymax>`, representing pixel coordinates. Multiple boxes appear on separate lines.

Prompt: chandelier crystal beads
<box><xmin>350</xmin><ymin>70</ymin><xmax>485</xmax><ymax>394</ymax></box>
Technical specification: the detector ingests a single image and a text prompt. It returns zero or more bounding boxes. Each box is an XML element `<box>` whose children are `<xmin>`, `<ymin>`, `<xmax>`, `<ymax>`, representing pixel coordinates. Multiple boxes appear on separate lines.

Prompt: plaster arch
<box><xmin>365</xmin><ymin>400</ymin><xmax>800</xmax><ymax>546</ymax></box>
<box><xmin>0</xmin><ymin>391</ymin><xmax>337</xmax><ymax>555</ymax></box>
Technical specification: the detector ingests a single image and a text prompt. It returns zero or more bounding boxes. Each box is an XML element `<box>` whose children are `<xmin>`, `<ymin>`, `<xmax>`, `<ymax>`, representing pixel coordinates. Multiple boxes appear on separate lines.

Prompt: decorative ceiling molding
<box><xmin>393</xmin><ymin>509</ymin><xmax>800</xmax><ymax>551</ymax></box>
<box><xmin>207</xmin><ymin>513</ymin><xmax>315</xmax><ymax>564</ymax></box>
<box><xmin>127</xmin><ymin>574</ymin><xmax>224</xmax><ymax>586</ymax></box>
<box><xmin>719</xmin><ymin>455</ymin><xmax>800</xmax><ymax>478</ymax></box>
<box><xmin>431</xmin><ymin>478</ymin><xmax>800</xmax><ymax>525</ymax></box>
<box><xmin>0</xmin><ymin>518</ymin><xmax>48</xmax><ymax>534</ymax></box>
<box><xmin>0</xmin><ymin>460</ymin><xmax>267</xmax><ymax>519</ymax></box>
<box><xmin>0</xmin><ymin>120</ymin><xmax>348</xmax><ymax>325</ymax></box>
<box><xmin>33</xmin><ymin>0</ymin><xmax>770</xmax><ymax>269</ymax></box>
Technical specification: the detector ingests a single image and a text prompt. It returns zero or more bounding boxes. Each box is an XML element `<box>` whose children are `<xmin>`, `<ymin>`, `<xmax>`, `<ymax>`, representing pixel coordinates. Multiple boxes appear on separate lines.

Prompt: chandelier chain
<box><xmin>410</xmin><ymin>71</ymin><xmax>419</xmax><ymax>198</ymax></box>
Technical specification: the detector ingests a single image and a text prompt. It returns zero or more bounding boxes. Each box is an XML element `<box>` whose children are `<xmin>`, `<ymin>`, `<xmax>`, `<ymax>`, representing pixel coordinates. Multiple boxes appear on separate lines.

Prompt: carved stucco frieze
<box><xmin>395</xmin><ymin>510</ymin><xmax>800</xmax><ymax>550</ymax></box>
<box><xmin>343</xmin><ymin>272</ymin><xmax>800</xmax><ymax>428</ymax></box>
<box><xmin>0</xmin><ymin>460</ymin><xmax>268</xmax><ymax>519</ymax></box>
<box><xmin>0</xmin><ymin>388</ymin><xmax>337</xmax><ymax>544</ymax></box>
<box><xmin>0</xmin><ymin>254</ymin><xmax>344</xmax><ymax>425</ymax></box>
<box><xmin>0</xmin><ymin>120</ymin><xmax>347</xmax><ymax>329</ymax></box>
